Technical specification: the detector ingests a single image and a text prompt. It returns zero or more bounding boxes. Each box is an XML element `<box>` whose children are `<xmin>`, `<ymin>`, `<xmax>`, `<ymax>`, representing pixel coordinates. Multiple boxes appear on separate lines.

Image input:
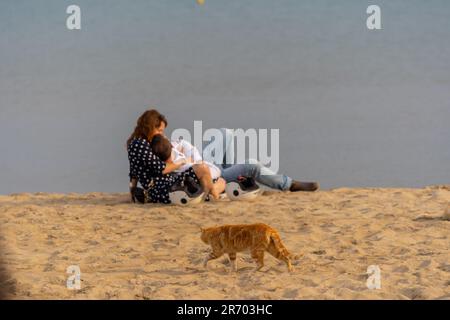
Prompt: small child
<box><xmin>151</xmin><ymin>135</ymin><xmax>222</xmax><ymax>180</ymax></box>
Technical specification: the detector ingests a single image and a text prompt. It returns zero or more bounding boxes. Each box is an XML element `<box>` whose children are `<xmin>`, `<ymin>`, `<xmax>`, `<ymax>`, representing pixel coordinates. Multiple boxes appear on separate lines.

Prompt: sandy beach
<box><xmin>0</xmin><ymin>186</ymin><xmax>449</xmax><ymax>300</ymax></box>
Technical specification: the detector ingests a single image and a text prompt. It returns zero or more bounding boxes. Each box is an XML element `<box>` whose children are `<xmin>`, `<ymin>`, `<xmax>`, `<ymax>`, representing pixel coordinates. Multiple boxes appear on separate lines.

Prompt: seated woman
<box><xmin>127</xmin><ymin>109</ymin><xmax>223</xmax><ymax>204</ymax></box>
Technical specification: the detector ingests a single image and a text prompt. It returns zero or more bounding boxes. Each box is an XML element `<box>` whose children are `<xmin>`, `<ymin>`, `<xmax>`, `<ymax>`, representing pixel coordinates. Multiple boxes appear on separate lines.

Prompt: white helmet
<box><xmin>225</xmin><ymin>177</ymin><xmax>262</xmax><ymax>201</ymax></box>
<box><xmin>169</xmin><ymin>190</ymin><xmax>204</xmax><ymax>205</ymax></box>
<box><xmin>169</xmin><ymin>176</ymin><xmax>204</xmax><ymax>205</ymax></box>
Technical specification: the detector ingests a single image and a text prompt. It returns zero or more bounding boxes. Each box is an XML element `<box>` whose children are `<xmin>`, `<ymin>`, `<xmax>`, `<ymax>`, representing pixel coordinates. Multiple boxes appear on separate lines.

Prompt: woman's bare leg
<box><xmin>192</xmin><ymin>163</ymin><xmax>216</xmax><ymax>199</ymax></box>
<box><xmin>211</xmin><ymin>177</ymin><xmax>226</xmax><ymax>198</ymax></box>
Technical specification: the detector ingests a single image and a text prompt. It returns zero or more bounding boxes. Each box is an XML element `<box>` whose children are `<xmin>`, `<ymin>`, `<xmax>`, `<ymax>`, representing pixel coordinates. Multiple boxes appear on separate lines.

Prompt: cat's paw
<box><xmin>230</xmin><ymin>260</ymin><xmax>238</xmax><ymax>272</ymax></box>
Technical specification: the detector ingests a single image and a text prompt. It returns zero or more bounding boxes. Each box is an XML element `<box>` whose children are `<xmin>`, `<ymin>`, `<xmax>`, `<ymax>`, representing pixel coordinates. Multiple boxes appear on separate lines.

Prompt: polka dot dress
<box><xmin>128</xmin><ymin>138</ymin><xmax>199</xmax><ymax>204</ymax></box>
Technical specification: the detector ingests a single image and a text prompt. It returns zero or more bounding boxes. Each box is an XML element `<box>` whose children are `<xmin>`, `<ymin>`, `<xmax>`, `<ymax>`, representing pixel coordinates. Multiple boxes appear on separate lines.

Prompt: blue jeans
<box><xmin>220</xmin><ymin>162</ymin><xmax>293</xmax><ymax>191</ymax></box>
<box><xmin>203</xmin><ymin>128</ymin><xmax>293</xmax><ymax>191</ymax></box>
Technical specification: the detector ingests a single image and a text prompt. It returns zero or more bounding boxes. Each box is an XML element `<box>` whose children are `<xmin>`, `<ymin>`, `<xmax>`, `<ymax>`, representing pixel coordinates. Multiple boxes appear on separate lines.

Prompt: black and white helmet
<box><xmin>169</xmin><ymin>176</ymin><xmax>204</xmax><ymax>205</ymax></box>
<box><xmin>225</xmin><ymin>176</ymin><xmax>262</xmax><ymax>201</ymax></box>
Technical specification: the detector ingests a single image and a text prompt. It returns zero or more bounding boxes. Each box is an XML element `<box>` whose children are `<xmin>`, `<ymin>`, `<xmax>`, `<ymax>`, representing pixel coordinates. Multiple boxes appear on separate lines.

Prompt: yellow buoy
<box><xmin>196</xmin><ymin>0</ymin><xmax>205</xmax><ymax>5</ymax></box>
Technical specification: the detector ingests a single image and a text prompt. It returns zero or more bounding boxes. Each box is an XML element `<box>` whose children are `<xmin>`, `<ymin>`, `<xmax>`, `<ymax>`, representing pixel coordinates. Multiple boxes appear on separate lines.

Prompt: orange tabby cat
<box><xmin>200</xmin><ymin>223</ymin><xmax>298</xmax><ymax>272</ymax></box>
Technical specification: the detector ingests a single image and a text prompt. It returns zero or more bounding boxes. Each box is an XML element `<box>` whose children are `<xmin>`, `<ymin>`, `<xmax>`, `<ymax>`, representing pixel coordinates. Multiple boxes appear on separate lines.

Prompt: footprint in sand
<box><xmin>43</xmin><ymin>250</ymin><xmax>61</xmax><ymax>272</ymax></box>
<box><xmin>396</xmin><ymin>278</ymin><xmax>409</xmax><ymax>285</ymax></box>
<box><xmin>85</xmin><ymin>240</ymin><xmax>100</xmax><ymax>246</ymax></box>
<box><xmin>337</xmin><ymin>200</ymin><xmax>352</xmax><ymax>209</ymax></box>
<box><xmin>120</xmin><ymin>247</ymin><xmax>137</xmax><ymax>254</ymax></box>
<box><xmin>438</xmin><ymin>263</ymin><xmax>450</xmax><ymax>273</ymax></box>
<box><xmin>297</xmin><ymin>228</ymin><xmax>311</xmax><ymax>236</ymax></box>
<box><xmin>312</xmin><ymin>249</ymin><xmax>326</xmax><ymax>255</ymax></box>
<box><xmin>418</xmin><ymin>260</ymin><xmax>431</xmax><ymax>268</ymax></box>
<box><xmin>140</xmin><ymin>286</ymin><xmax>154</xmax><ymax>299</ymax></box>
<box><xmin>365</xmin><ymin>232</ymin><xmax>382</xmax><ymax>241</ymax></box>
<box><xmin>152</xmin><ymin>238</ymin><xmax>179</xmax><ymax>251</ymax></box>
<box><xmin>302</xmin><ymin>279</ymin><xmax>319</xmax><ymax>287</ymax></box>
<box><xmin>401</xmin><ymin>287</ymin><xmax>425</xmax><ymax>300</ymax></box>
<box><xmin>393</xmin><ymin>265</ymin><xmax>409</xmax><ymax>273</ymax></box>
<box><xmin>105</xmin><ymin>290</ymin><xmax>120</xmax><ymax>299</ymax></box>
<box><xmin>283</xmin><ymin>288</ymin><xmax>299</xmax><ymax>299</ymax></box>
<box><xmin>390</xmin><ymin>247</ymin><xmax>410</xmax><ymax>256</ymax></box>
<box><xmin>14</xmin><ymin>212</ymin><xmax>27</xmax><ymax>218</ymax></box>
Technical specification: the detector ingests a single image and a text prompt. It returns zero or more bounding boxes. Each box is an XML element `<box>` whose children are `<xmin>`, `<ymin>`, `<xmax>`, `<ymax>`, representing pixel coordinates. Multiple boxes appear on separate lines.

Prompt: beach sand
<box><xmin>0</xmin><ymin>186</ymin><xmax>449</xmax><ymax>300</ymax></box>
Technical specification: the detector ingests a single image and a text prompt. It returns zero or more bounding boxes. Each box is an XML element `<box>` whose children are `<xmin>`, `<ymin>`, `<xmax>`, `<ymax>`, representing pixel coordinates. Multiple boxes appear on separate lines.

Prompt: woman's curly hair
<box><xmin>127</xmin><ymin>109</ymin><xmax>168</xmax><ymax>146</ymax></box>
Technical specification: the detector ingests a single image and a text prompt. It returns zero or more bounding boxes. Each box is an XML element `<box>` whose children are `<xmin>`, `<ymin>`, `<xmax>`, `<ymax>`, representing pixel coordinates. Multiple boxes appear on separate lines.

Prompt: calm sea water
<box><xmin>1</xmin><ymin>0</ymin><xmax>449</xmax><ymax>194</ymax></box>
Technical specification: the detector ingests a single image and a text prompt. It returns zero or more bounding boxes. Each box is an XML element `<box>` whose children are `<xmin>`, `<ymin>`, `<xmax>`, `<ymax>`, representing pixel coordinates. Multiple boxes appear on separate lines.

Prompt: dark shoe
<box><xmin>289</xmin><ymin>181</ymin><xmax>319</xmax><ymax>192</ymax></box>
<box><xmin>133</xmin><ymin>187</ymin><xmax>147</xmax><ymax>204</ymax></box>
<box><xmin>237</xmin><ymin>176</ymin><xmax>260</xmax><ymax>192</ymax></box>
<box><xmin>129</xmin><ymin>178</ymin><xmax>138</xmax><ymax>203</ymax></box>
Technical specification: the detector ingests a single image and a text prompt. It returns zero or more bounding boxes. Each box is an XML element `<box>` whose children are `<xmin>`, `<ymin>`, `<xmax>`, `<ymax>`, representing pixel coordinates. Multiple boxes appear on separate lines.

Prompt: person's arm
<box><xmin>127</xmin><ymin>143</ymin><xmax>138</xmax><ymax>202</ymax></box>
<box><xmin>162</xmin><ymin>160</ymin><xmax>186</xmax><ymax>174</ymax></box>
